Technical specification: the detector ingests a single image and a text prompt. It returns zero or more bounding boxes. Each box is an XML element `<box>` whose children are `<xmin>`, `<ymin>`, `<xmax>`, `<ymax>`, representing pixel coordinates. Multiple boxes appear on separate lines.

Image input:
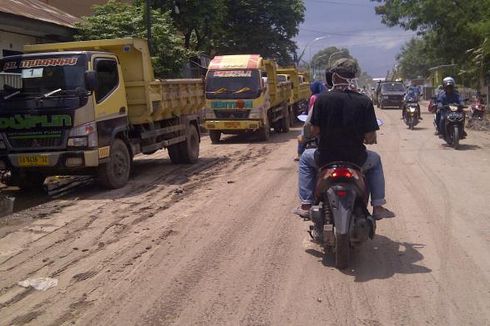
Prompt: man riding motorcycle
<box><xmin>435</xmin><ymin>77</ymin><xmax>464</xmax><ymax>136</ymax></box>
<box><xmin>294</xmin><ymin>58</ymin><xmax>394</xmax><ymax>234</ymax></box>
<box><xmin>402</xmin><ymin>87</ymin><xmax>422</xmax><ymax>120</ymax></box>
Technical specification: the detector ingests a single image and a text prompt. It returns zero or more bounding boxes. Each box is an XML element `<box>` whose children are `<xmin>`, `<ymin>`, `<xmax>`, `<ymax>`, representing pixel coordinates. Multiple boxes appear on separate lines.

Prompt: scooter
<box><xmin>437</xmin><ymin>104</ymin><xmax>466</xmax><ymax>149</ymax></box>
<box><xmin>402</xmin><ymin>96</ymin><xmax>420</xmax><ymax>130</ymax></box>
<box><xmin>470</xmin><ymin>97</ymin><xmax>486</xmax><ymax>120</ymax></box>
<box><xmin>309</xmin><ymin>161</ymin><xmax>376</xmax><ymax>269</ymax></box>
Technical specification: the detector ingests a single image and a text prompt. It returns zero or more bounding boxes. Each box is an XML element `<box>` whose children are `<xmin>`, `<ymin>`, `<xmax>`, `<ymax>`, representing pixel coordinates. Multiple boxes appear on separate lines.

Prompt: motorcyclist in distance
<box><xmin>435</xmin><ymin>77</ymin><xmax>464</xmax><ymax>136</ymax></box>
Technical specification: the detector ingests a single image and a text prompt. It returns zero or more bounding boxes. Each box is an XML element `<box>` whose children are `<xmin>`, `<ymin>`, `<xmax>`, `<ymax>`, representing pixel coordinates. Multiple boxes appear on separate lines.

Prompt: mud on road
<box><xmin>1</xmin><ymin>106</ymin><xmax>490</xmax><ymax>325</ymax></box>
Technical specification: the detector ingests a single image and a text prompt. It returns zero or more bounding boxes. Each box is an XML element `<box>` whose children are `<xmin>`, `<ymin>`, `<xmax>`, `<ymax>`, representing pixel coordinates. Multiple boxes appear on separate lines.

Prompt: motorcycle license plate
<box><xmin>18</xmin><ymin>155</ymin><xmax>49</xmax><ymax>167</ymax></box>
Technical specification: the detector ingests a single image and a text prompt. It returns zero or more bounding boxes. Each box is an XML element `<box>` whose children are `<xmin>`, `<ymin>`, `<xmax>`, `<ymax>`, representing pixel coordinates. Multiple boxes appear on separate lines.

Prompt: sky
<box><xmin>295</xmin><ymin>0</ymin><xmax>417</xmax><ymax>78</ymax></box>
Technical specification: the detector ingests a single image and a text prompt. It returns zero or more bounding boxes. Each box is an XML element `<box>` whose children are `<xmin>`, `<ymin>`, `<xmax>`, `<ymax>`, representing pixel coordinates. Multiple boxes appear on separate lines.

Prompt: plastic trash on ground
<box><xmin>18</xmin><ymin>277</ymin><xmax>58</xmax><ymax>291</ymax></box>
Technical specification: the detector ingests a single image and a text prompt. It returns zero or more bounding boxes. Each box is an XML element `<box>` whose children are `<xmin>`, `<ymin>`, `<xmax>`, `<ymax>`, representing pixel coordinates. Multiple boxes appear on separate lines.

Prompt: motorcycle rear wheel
<box><xmin>335</xmin><ymin>233</ymin><xmax>350</xmax><ymax>270</ymax></box>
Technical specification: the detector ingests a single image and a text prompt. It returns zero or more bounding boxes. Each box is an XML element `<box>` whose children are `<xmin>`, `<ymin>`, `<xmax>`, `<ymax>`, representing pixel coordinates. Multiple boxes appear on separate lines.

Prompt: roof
<box><xmin>0</xmin><ymin>0</ymin><xmax>80</xmax><ymax>28</ymax></box>
<box><xmin>209</xmin><ymin>55</ymin><xmax>262</xmax><ymax>70</ymax></box>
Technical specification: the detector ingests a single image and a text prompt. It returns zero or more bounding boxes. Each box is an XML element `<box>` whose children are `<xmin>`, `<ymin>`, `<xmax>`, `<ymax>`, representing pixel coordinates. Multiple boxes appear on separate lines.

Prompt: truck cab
<box><xmin>0</xmin><ymin>38</ymin><xmax>203</xmax><ymax>189</ymax></box>
<box><xmin>0</xmin><ymin>51</ymin><xmax>126</xmax><ymax>183</ymax></box>
<box><xmin>203</xmin><ymin>54</ymin><xmax>291</xmax><ymax>143</ymax></box>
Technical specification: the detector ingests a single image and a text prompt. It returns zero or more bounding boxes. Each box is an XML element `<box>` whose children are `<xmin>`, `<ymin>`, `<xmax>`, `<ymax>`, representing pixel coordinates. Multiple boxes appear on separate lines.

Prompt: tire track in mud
<box><xmin>0</xmin><ymin>139</ymin><xmax>278</xmax><ymax>325</ymax></box>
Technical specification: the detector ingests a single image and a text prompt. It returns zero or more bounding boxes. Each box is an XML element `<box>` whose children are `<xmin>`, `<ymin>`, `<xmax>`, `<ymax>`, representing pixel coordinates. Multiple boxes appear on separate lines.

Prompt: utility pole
<box><xmin>145</xmin><ymin>0</ymin><xmax>152</xmax><ymax>55</ymax></box>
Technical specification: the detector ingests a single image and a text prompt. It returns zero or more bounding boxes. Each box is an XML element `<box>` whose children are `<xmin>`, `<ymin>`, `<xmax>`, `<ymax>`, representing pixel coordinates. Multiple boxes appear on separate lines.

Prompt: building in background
<box><xmin>0</xmin><ymin>0</ymin><xmax>79</xmax><ymax>59</ymax></box>
<box><xmin>39</xmin><ymin>0</ymin><xmax>130</xmax><ymax>17</ymax></box>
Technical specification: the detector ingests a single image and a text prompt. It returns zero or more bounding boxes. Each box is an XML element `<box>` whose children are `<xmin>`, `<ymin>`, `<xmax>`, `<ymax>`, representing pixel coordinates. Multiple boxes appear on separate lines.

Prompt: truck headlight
<box><xmin>68</xmin><ymin>122</ymin><xmax>97</xmax><ymax>148</ymax></box>
<box><xmin>249</xmin><ymin>108</ymin><xmax>263</xmax><ymax>119</ymax></box>
<box><xmin>205</xmin><ymin>109</ymin><xmax>216</xmax><ymax>119</ymax></box>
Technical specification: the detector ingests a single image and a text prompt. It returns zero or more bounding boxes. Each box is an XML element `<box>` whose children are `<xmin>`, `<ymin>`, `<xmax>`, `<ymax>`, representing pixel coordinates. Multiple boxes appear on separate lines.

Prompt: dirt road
<box><xmin>1</xmin><ymin>105</ymin><xmax>490</xmax><ymax>325</ymax></box>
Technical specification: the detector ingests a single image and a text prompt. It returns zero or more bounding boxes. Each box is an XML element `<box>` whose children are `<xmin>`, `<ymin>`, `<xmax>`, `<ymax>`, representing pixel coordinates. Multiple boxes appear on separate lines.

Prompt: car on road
<box><xmin>377</xmin><ymin>81</ymin><xmax>405</xmax><ymax>109</ymax></box>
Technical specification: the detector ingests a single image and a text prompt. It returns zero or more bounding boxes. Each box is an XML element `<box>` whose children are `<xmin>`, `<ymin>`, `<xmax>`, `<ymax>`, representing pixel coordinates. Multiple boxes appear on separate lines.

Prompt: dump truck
<box><xmin>277</xmin><ymin>68</ymin><xmax>311</xmax><ymax>124</ymax></box>
<box><xmin>0</xmin><ymin>38</ymin><xmax>204</xmax><ymax>189</ymax></box>
<box><xmin>203</xmin><ymin>55</ymin><xmax>292</xmax><ymax>143</ymax></box>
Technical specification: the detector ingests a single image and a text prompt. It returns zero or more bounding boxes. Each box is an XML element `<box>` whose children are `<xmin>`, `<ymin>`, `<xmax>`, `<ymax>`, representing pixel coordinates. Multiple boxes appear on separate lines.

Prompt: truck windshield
<box><xmin>381</xmin><ymin>83</ymin><xmax>405</xmax><ymax>92</ymax></box>
<box><xmin>206</xmin><ymin>70</ymin><xmax>261</xmax><ymax>99</ymax></box>
<box><xmin>0</xmin><ymin>54</ymin><xmax>87</xmax><ymax>100</ymax></box>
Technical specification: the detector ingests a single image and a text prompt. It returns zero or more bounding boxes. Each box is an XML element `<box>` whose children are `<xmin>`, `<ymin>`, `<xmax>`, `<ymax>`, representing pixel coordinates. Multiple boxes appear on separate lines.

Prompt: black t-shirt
<box><xmin>310</xmin><ymin>89</ymin><xmax>379</xmax><ymax>167</ymax></box>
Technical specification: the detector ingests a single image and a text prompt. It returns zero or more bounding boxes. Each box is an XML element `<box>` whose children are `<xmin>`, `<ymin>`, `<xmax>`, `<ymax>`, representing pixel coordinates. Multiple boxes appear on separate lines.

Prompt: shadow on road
<box><xmin>210</xmin><ymin>127</ymin><xmax>301</xmax><ymax>145</ymax></box>
<box><xmin>441</xmin><ymin>143</ymin><xmax>481</xmax><ymax>151</ymax></box>
<box><xmin>305</xmin><ymin>234</ymin><xmax>431</xmax><ymax>282</ymax></box>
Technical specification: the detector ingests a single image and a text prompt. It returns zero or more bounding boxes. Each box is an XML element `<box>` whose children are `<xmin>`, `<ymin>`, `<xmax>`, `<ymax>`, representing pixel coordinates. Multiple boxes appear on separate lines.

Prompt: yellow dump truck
<box><xmin>203</xmin><ymin>55</ymin><xmax>292</xmax><ymax>142</ymax></box>
<box><xmin>0</xmin><ymin>38</ymin><xmax>204</xmax><ymax>189</ymax></box>
<box><xmin>277</xmin><ymin>68</ymin><xmax>311</xmax><ymax>124</ymax></box>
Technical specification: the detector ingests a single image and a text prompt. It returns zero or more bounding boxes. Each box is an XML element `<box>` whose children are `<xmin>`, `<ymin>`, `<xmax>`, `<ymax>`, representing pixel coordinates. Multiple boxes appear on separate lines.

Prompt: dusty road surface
<box><xmin>1</xmin><ymin>104</ymin><xmax>490</xmax><ymax>325</ymax></box>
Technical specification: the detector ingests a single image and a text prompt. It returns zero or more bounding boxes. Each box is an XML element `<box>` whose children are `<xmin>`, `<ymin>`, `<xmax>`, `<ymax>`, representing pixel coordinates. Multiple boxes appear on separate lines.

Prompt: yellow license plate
<box><xmin>18</xmin><ymin>155</ymin><xmax>49</xmax><ymax>167</ymax></box>
<box><xmin>224</xmin><ymin>122</ymin><xmax>241</xmax><ymax>129</ymax></box>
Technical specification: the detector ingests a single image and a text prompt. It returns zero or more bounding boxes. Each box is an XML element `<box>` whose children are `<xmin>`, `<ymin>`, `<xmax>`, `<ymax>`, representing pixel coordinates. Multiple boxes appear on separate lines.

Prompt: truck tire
<box><xmin>281</xmin><ymin>105</ymin><xmax>291</xmax><ymax>133</ymax></box>
<box><xmin>97</xmin><ymin>139</ymin><xmax>131</xmax><ymax>189</ymax></box>
<box><xmin>209</xmin><ymin>130</ymin><xmax>221</xmax><ymax>144</ymax></box>
<box><xmin>9</xmin><ymin>171</ymin><xmax>45</xmax><ymax>190</ymax></box>
<box><xmin>289</xmin><ymin>105</ymin><xmax>296</xmax><ymax>127</ymax></box>
<box><xmin>257</xmin><ymin>117</ymin><xmax>270</xmax><ymax>141</ymax></box>
<box><xmin>169</xmin><ymin>124</ymin><xmax>200</xmax><ymax>164</ymax></box>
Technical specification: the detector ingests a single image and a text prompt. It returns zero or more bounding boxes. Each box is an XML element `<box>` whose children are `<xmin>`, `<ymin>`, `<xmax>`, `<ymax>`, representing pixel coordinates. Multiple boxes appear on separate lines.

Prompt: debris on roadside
<box><xmin>18</xmin><ymin>277</ymin><xmax>58</xmax><ymax>291</ymax></box>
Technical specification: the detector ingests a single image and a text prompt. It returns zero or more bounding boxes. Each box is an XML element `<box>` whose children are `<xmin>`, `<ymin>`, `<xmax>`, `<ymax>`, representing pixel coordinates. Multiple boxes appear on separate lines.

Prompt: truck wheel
<box><xmin>289</xmin><ymin>105</ymin><xmax>296</xmax><ymax>127</ymax></box>
<box><xmin>209</xmin><ymin>130</ymin><xmax>221</xmax><ymax>144</ymax></box>
<box><xmin>97</xmin><ymin>139</ymin><xmax>131</xmax><ymax>189</ymax></box>
<box><xmin>169</xmin><ymin>124</ymin><xmax>200</xmax><ymax>164</ymax></box>
<box><xmin>9</xmin><ymin>171</ymin><xmax>45</xmax><ymax>190</ymax></box>
<box><xmin>281</xmin><ymin>105</ymin><xmax>291</xmax><ymax>133</ymax></box>
<box><xmin>257</xmin><ymin>118</ymin><xmax>270</xmax><ymax>141</ymax></box>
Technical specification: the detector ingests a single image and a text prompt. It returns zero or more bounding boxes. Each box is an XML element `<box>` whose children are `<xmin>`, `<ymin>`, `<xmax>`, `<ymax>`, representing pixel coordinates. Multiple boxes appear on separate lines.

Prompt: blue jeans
<box><xmin>298</xmin><ymin>149</ymin><xmax>386</xmax><ymax>207</ymax></box>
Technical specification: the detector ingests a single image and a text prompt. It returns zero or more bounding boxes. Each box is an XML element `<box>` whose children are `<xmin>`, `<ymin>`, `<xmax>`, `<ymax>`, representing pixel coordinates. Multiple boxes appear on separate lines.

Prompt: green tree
<box><xmin>75</xmin><ymin>0</ymin><xmax>188</xmax><ymax>77</ymax></box>
<box><xmin>396</xmin><ymin>37</ymin><xmax>439</xmax><ymax>79</ymax></box>
<box><xmin>310</xmin><ymin>47</ymin><xmax>353</xmax><ymax>80</ymax></box>
<box><xmin>216</xmin><ymin>0</ymin><xmax>306</xmax><ymax>66</ymax></box>
<box><xmin>311</xmin><ymin>47</ymin><xmax>353</xmax><ymax>72</ymax></box>
<box><xmin>372</xmin><ymin>0</ymin><xmax>490</xmax><ymax>87</ymax></box>
<box><xmin>144</xmin><ymin>0</ymin><xmax>227</xmax><ymax>53</ymax></box>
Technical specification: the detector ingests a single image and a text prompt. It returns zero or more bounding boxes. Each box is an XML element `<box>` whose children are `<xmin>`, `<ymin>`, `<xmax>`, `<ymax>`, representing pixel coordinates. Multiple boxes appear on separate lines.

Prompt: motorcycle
<box><xmin>402</xmin><ymin>96</ymin><xmax>420</xmax><ymax>130</ymax></box>
<box><xmin>309</xmin><ymin>161</ymin><xmax>376</xmax><ymax>269</ymax></box>
<box><xmin>437</xmin><ymin>103</ymin><xmax>466</xmax><ymax>149</ymax></box>
<box><xmin>470</xmin><ymin>97</ymin><xmax>486</xmax><ymax>120</ymax></box>
<box><xmin>428</xmin><ymin>96</ymin><xmax>438</xmax><ymax>113</ymax></box>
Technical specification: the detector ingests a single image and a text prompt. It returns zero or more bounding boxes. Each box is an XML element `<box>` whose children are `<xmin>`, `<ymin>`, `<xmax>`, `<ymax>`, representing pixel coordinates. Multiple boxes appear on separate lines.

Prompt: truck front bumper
<box><xmin>204</xmin><ymin>120</ymin><xmax>263</xmax><ymax>131</ymax></box>
<box><xmin>0</xmin><ymin>149</ymin><xmax>100</xmax><ymax>171</ymax></box>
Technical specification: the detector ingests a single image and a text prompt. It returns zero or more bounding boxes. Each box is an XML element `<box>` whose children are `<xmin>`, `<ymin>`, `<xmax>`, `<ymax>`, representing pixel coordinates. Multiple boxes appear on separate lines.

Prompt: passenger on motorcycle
<box><xmin>294</xmin><ymin>58</ymin><xmax>394</xmax><ymax>221</ymax></box>
<box><xmin>296</xmin><ymin>81</ymin><xmax>326</xmax><ymax>161</ymax></box>
<box><xmin>435</xmin><ymin>77</ymin><xmax>464</xmax><ymax>136</ymax></box>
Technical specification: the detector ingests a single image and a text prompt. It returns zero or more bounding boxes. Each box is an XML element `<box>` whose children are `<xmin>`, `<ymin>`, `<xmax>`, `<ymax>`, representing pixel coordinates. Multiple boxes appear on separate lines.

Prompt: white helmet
<box><xmin>443</xmin><ymin>77</ymin><xmax>455</xmax><ymax>87</ymax></box>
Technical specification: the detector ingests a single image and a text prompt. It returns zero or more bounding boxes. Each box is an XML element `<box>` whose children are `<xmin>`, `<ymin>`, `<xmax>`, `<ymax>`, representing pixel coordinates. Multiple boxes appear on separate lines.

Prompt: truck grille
<box><xmin>6</xmin><ymin>131</ymin><xmax>65</xmax><ymax>150</ymax></box>
<box><xmin>214</xmin><ymin>110</ymin><xmax>250</xmax><ymax>119</ymax></box>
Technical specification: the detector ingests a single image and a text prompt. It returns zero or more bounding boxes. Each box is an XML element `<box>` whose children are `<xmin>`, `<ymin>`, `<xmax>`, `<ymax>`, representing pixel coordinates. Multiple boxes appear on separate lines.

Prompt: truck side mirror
<box><xmin>84</xmin><ymin>70</ymin><xmax>98</xmax><ymax>92</ymax></box>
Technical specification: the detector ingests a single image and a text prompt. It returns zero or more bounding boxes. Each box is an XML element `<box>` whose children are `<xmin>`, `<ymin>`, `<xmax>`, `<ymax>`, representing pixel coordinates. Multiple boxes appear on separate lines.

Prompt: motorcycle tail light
<box><xmin>330</xmin><ymin>168</ymin><xmax>353</xmax><ymax>179</ymax></box>
<box><xmin>336</xmin><ymin>190</ymin><xmax>348</xmax><ymax>198</ymax></box>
